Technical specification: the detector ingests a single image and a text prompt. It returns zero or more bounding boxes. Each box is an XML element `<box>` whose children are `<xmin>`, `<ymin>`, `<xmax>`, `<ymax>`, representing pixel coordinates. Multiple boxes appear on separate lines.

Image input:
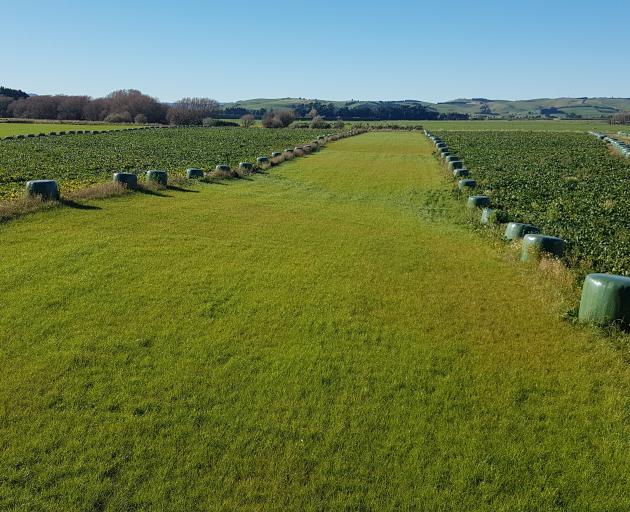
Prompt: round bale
<box><xmin>239</xmin><ymin>162</ymin><xmax>253</xmax><ymax>171</ymax></box>
<box><xmin>256</xmin><ymin>157</ymin><xmax>269</xmax><ymax>164</ymax></box>
<box><xmin>215</xmin><ymin>164</ymin><xmax>231</xmax><ymax>173</ymax></box>
<box><xmin>146</xmin><ymin>170</ymin><xmax>168</xmax><ymax>186</ymax></box>
<box><xmin>448</xmin><ymin>160</ymin><xmax>464</xmax><ymax>171</ymax></box>
<box><xmin>453</xmin><ymin>168</ymin><xmax>470</xmax><ymax>178</ymax></box>
<box><xmin>26</xmin><ymin>180</ymin><xmax>60</xmax><ymax>200</ymax></box>
<box><xmin>467</xmin><ymin>195</ymin><xmax>491</xmax><ymax>209</ymax></box>
<box><xmin>521</xmin><ymin>234</ymin><xmax>565</xmax><ymax>262</ymax></box>
<box><xmin>578</xmin><ymin>273</ymin><xmax>630</xmax><ymax>325</ymax></box>
<box><xmin>186</xmin><ymin>168</ymin><xmax>204</xmax><ymax>179</ymax></box>
<box><xmin>113</xmin><ymin>172</ymin><xmax>138</xmax><ymax>189</ymax></box>
<box><xmin>458</xmin><ymin>179</ymin><xmax>476</xmax><ymax>191</ymax></box>
<box><xmin>504</xmin><ymin>222</ymin><xmax>540</xmax><ymax>240</ymax></box>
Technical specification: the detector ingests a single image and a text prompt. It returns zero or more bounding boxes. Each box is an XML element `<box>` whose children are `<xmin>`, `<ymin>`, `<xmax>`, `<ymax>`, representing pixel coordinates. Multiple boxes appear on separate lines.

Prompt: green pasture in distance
<box><xmin>349</xmin><ymin>119</ymin><xmax>617</xmax><ymax>131</ymax></box>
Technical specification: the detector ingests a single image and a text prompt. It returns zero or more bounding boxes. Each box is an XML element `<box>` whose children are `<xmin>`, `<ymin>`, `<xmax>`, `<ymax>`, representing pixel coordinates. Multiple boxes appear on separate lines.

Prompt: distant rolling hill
<box><xmin>224</xmin><ymin>97</ymin><xmax>630</xmax><ymax>119</ymax></box>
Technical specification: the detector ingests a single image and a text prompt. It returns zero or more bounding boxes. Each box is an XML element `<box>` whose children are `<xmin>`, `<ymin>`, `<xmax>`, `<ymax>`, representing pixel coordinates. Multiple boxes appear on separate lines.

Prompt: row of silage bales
<box><xmin>1</xmin><ymin>125</ymin><xmax>157</xmax><ymax>141</ymax></box>
<box><xmin>572</xmin><ymin>143</ymin><xmax>630</xmax><ymax>327</ymax></box>
<box><xmin>424</xmin><ymin>130</ymin><xmax>566</xmax><ymax>263</ymax></box>
<box><xmin>22</xmin><ymin>127</ymin><xmax>367</xmax><ymax>206</ymax></box>
<box><xmin>426</xmin><ymin>131</ymin><xmax>630</xmax><ymax>328</ymax></box>
<box><xmin>588</xmin><ymin>130</ymin><xmax>630</xmax><ymax>158</ymax></box>
<box><xmin>609</xmin><ymin>137</ymin><xmax>630</xmax><ymax>158</ymax></box>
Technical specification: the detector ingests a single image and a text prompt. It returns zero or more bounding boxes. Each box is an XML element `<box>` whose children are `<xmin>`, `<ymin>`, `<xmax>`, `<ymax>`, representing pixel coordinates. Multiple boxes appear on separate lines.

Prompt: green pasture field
<box><xmin>1</xmin><ymin>132</ymin><xmax>630</xmax><ymax>510</ymax></box>
<box><xmin>0</xmin><ymin>122</ymin><xmax>136</xmax><ymax>137</ymax></box>
<box><xmin>354</xmin><ymin>119</ymin><xmax>616</xmax><ymax>132</ymax></box>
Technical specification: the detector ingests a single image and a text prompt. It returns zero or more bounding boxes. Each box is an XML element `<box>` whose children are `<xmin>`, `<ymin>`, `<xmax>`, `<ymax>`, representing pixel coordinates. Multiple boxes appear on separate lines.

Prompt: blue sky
<box><xmin>2</xmin><ymin>0</ymin><xmax>628</xmax><ymax>103</ymax></box>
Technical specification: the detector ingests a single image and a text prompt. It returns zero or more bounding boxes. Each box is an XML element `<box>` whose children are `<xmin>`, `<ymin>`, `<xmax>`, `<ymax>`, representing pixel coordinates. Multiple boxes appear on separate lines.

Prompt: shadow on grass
<box><xmin>60</xmin><ymin>199</ymin><xmax>102</xmax><ymax>211</ymax></box>
<box><xmin>136</xmin><ymin>187</ymin><xmax>171</xmax><ymax>197</ymax></box>
<box><xmin>167</xmin><ymin>185</ymin><xmax>199</xmax><ymax>193</ymax></box>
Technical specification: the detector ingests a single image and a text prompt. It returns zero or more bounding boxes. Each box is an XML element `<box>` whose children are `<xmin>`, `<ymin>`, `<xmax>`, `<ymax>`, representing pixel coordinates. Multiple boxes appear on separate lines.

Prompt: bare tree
<box><xmin>167</xmin><ymin>97</ymin><xmax>222</xmax><ymax>125</ymax></box>
<box><xmin>240</xmin><ymin>113</ymin><xmax>255</xmax><ymax>128</ymax></box>
<box><xmin>0</xmin><ymin>95</ymin><xmax>13</xmax><ymax>117</ymax></box>
<box><xmin>610</xmin><ymin>112</ymin><xmax>630</xmax><ymax>125</ymax></box>
<box><xmin>57</xmin><ymin>96</ymin><xmax>90</xmax><ymax>120</ymax></box>
<box><xmin>276</xmin><ymin>109</ymin><xmax>296</xmax><ymax>127</ymax></box>
<box><xmin>310</xmin><ymin>115</ymin><xmax>329</xmax><ymax>129</ymax></box>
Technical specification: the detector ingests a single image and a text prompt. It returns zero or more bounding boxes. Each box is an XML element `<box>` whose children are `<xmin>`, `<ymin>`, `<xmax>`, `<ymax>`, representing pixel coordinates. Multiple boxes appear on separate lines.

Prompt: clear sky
<box><xmin>2</xmin><ymin>0</ymin><xmax>628</xmax><ymax>103</ymax></box>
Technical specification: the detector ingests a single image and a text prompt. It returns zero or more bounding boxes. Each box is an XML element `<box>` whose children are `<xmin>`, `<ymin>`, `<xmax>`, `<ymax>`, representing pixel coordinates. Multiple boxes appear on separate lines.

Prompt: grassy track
<box><xmin>0</xmin><ymin>123</ymin><xmax>134</xmax><ymax>137</ymax></box>
<box><xmin>1</xmin><ymin>133</ymin><xmax>630</xmax><ymax>510</ymax></box>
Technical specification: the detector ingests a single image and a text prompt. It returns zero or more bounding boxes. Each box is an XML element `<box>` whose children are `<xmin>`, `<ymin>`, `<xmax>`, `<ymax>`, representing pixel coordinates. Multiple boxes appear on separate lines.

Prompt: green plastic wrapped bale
<box><xmin>256</xmin><ymin>156</ymin><xmax>269</xmax><ymax>164</ymax></box>
<box><xmin>440</xmin><ymin>151</ymin><xmax>450</xmax><ymax>160</ymax></box>
<box><xmin>26</xmin><ymin>180</ymin><xmax>60</xmax><ymax>200</ymax></box>
<box><xmin>146</xmin><ymin>170</ymin><xmax>168</xmax><ymax>186</ymax></box>
<box><xmin>458</xmin><ymin>179</ymin><xmax>476</xmax><ymax>190</ymax></box>
<box><xmin>186</xmin><ymin>168</ymin><xmax>204</xmax><ymax>179</ymax></box>
<box><xmin>504</xmin><ymin>222</ymin><xmax>540</xmax><ymax>240</ymax></box>
<box><xmin>283</xmin><ymin>148</ymin><xmax>294</xmax><ymax>154</ymax></box>
<box><xmin>453</xmin><ymin>168</ymin><xmax>470</xmax><ymax>178</ymax></box>
<box><xmin>436</xmin><ymin>142</ymin><xmax>447</xmax><ymax>149</ymax></box>
<box><xmin>446</xmin><ymin>155</ymin><xmax>460</xmax><ymax>163</ymax></box>
<box><xmin>481</xmin><ymin>208</ymin><xmax>507</xmax><ymax>225</ymax></box>
<box><xmin>239</xmin><ymin>162</ymin><xmax>253</xmax><ymax>170</ymax></box>
<box><xmin>271</xmin><ymin>152</ymin><xmax>282</xmax><ymax>158</ymax></box>
<box><xmin>578</xmin><ymin>273</ymin><xmax>630</xmax><ymax>325</ymax></box>
<box><xmin>448</xmin><ymin>160</ymin><xmax>463</xmax><ymax>171</ymax></box>
<box><xmin>467</xmin><ymin>195</ymin><xmax>490</xmax><ymax>209</ymax></box>
<box><xmin>215</xmin><ymin>164</ymin><xmax>231</xmax><ymax>172</ymax></box>
<box><xmin>521</xmin><ymin>234</ymin><xmax>565</xmax><ymax>262</ymax></box>
<box><xmin>113</xmin><ymin>172</ymin><xmax>138</xmax><ymax>189</ymax></box>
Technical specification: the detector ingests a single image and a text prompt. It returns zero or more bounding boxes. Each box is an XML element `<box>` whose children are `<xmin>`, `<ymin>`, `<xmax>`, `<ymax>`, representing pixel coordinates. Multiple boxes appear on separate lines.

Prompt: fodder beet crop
<box><xmin>435</xmin><ymin>130</ymin><xmax>630</xmax><ymax>275</ymax></box>
<box><xmin>0</xmin><ymin>127</ymin><xmax>337</xmax><ymax>199</ymax></box>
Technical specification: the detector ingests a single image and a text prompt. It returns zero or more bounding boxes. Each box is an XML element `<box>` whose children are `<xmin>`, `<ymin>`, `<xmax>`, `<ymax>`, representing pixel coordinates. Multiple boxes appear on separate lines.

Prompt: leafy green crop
<box><xmin>436</xmin><ymin>130</ymin><xmax>630</xmax><ymax>275</ymax></box>
<box><xmin>0</xmin><ymin>127</ymin><xmax>335</xmax><ymax>199</ymax></box>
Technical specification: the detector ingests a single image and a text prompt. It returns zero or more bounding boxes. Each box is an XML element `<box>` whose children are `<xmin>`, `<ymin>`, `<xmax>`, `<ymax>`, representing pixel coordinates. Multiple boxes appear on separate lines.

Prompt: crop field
<box><xmin>2</xmin><ymin>132</ymin><xmax>630</xmax><ymax>510</ymax></box>
<box><xmin>0</xmin><ymin>127</ymin><xmax>334</xmax><ymax>200</ymax></box>
<box><xmin>434</xmin><ymin>130</ymin><xmax>630</xmax><ymax>275</ymax></box>
<box><xmin>0</xmin><ymin>122</ymin><xmax>135</xmax><ymax>138</ymax></box>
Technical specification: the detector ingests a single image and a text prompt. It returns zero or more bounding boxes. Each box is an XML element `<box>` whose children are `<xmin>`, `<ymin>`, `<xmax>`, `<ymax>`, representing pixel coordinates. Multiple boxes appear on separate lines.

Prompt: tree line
<box><xmin>0</xmin><ymin>88</ymin><xmax>223</xmax><ymax>125</ymax></box>
<box><xmin>0</xmin><ymin>86</ymin><xmax>471</xmax><ymax>125</ymax></box>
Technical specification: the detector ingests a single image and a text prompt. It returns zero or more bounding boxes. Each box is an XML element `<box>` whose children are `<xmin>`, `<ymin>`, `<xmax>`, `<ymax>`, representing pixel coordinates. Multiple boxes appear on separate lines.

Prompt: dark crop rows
<box><xmin>0</xmin><ymin>127</ymin><xmax>336</xmax><ymax>199</ymax></box>
<box><xmin>435</xmin><ymin>130</ymin><xmax>630</xmax><ymax>275</ymax></box>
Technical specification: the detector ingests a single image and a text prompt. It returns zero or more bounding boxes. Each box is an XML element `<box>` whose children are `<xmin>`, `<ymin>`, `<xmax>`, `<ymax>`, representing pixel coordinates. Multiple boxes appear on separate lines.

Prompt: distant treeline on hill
<box><xmin>224</xmin><ymin>102</ymin><xmax>468</xmax><ymax>121</ymax></box>
<box><xmin>0</xmin><ymin>87</ymin><xmax>466</xmax><ymax>125</ymax></box>
<box><xmin>3</xmin><ymin>87</ymin><xmax>629</xmax><ymax>125</ymax></box>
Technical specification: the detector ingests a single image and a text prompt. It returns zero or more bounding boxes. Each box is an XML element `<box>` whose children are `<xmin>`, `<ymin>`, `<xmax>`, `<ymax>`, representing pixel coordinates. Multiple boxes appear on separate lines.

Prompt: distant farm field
<box><xmin>354</xmin><ymin>119</ymin><xmax>617</xmax><ymax>132</ymax></box>
<box><xmin>0</xmin><ymin>127</ymin><xmax>333</xmax><ymax>199</ymax></box>
<box><xmin>0</xmin><ymin>122</ymin><xmax>135</xmax><ymax>137</ymax></box>
<box><xmin>435</xmin><ymin>130</ymin><xmax>630</xmax><ymax>275</ymax></box>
